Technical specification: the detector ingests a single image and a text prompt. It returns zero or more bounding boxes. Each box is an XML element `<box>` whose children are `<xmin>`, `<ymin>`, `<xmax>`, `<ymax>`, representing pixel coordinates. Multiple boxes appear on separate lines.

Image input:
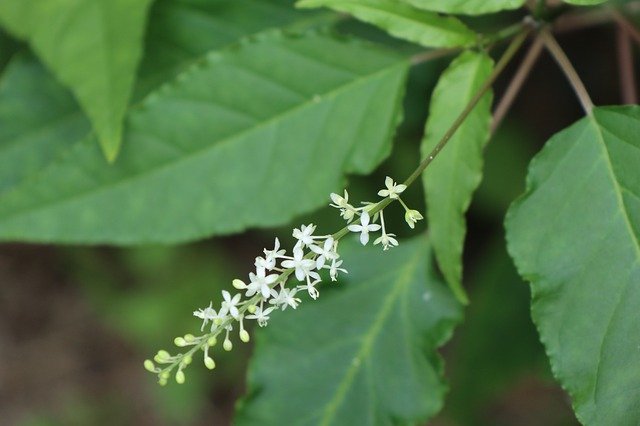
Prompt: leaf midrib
<box><xmin>0</xmin><ymin>59</ymin><xmax>406</xmax><ymax>221</ymax></box>
<box><xmin>318</xmin><ymin>246</ymin><xmax>423</xmax><ymax>426</ymax></box>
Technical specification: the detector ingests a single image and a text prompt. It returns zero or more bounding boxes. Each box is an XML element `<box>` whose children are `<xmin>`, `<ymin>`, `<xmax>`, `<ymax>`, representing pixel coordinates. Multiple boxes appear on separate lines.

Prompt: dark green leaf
<box><xmin>0</xmin><ymin>0</ymin><xmax>154</xmax><ymax>161</ymax></box>
<box><xmin>236</xmin><ymin>237</ymin><xmax>462</xmax><ymax>425</ymax></box>
<box><xmin>506</xmin><ymin>106</ymin><xmax>640</xmax><ymax>425</ymax></box>
<box><xmin>297</xmin><ymin>0</ymin><xmax>476</xmax><ymax>48</ymax></box>
<box><xmin>0</xmin><ymin>31</ymin><xmax>409</xmax><ymax>244</ymax></box>
<box><xmin>421</xmin><ymin>51</ymin><xmax>494</xmax><ymax>304</ymax></box>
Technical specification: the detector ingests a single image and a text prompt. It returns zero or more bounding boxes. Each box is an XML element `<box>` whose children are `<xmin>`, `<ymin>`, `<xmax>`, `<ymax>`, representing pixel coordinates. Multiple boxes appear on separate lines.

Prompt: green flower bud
<box><xmin>204</xmin><ymin>357</ymin><xmax>216</xmax><ymax>370</ymax></box>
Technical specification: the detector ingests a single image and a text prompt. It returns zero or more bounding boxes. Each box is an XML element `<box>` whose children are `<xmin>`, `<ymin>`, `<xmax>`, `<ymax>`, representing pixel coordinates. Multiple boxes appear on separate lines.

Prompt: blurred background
<box><xmin>0</xmin><ymin>1</ymin><xmax>637</xmax><ymax>425</ymax></box>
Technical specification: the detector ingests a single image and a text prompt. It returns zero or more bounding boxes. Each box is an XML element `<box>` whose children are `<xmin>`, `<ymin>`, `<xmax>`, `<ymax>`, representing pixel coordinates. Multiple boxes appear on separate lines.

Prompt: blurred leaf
<box><xmin>563</xmin><ymin>0</ymin><xmax>608</xmax><ymax>4</ymax></box>
<box><xmin>446</xmin><ymin>238</ymin><xmax>546</xmax><ymax>423</ymax></box>
<box><xmin>135</xmin><ymin>0</ymin><xmax>323</xmax><ymax>98</ymax></box>
<box><xmin>0</xmin><ymin>31</ymin><xmax>408</xmax><ymax>244</ymax></box>
<box><xmin>297</xmin><ymin>0</ymin><xmax>476</xmax><ymax>48</ymax></box>
<box><xmin>0</xmin><ymin>0</ymin><xmax>154</xmax><ymax>161</ymax></box>
<box><xmin>421</xmin><ymin>51</ymin><xmax>494</xmax><ymax>304</ymax></box>
<box><xmin>0</xmin><ymin>55</ymin><xmax>90</xmax><ymax>193</ymax></box>
<box><xmin>506</xmin><ymin>106</ymin><xmax>640</xmax><ymax>425</ymax></box>
<box><xmin>401</xmin><ymin>0</ymin><xmax>525</xmax><ymax>15</ymax></box>
<box><xmin>236</xmin><ymin>237</ymin><xmax>462</xmax><ymax>425</ymax></box>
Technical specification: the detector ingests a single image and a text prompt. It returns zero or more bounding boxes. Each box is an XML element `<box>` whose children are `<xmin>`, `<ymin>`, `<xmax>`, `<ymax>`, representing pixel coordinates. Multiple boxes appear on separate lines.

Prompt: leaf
<box><xmin>420</xmin><ymin>51</ymin><xmax>494</xmax><ymax>304</ymax></box>
<box><xmin>0</xmin><ymin>0</ymin><xmax>154</xmax><ymax>161</ymax></box>
<box><xmin>297</xmin><ymin>0</ymin><xmax>476</xmax><ymax>48</ymax></box>
<box><xmin>400</xmin><ymin>0</ymin><xmax>525</xmax><ymax>15</ymax></box>
<box><xmin>0</xmin><ymin>31</ymin><xmax>409</xmax><ymax>244</ymax></box>
<box><xmin>136</xmin><ymin>0</ymin><xmax>317</xmax><ymax>98</ymax></box>
<box><xmin>0</xmin><ymin>55</ymin><xmax>90</xmax><ymax>194</ymax></box>
<box><xmin>235</xmin><ymin>237</ymin><xmax>463</xmax><ymax>425</ymax></box>
<box><xmin>505</xmin><ymin>106</ymin><xmax>640</xmax><ymax>425</ymax></box>
<box><xmin>563</xmin><ymin>0</ymin><xmax>608</xmax><ymax>4</ymax></box>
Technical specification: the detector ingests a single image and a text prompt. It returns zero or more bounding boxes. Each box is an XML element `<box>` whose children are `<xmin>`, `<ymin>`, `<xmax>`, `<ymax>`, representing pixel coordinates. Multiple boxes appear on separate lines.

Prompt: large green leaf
<box><xmin>136</xmin><ymin>0</ymin><xmax>317</xmax><ymax>98</ymax></box>
<box><xmin>297</xmin><ymin>0</ymin><xmax>476</xmax><ymax>48</ymax></box>
<box><xmin>0</xmin><ymin>31</ymin><xmax>408</xmax><ymax>244</ymax></box>
<box><xmin>0</xmin><ymin>55</ymin><xmax>90</xmax><ymax>194</ymax></box>
<box><xmin>236</xmin><ymin>237</ymin><xmax>462</xmax><ymax>425</ymax></box>
<box><xmin>401</xmin><ymin>0</ymin><xmax>525</xmax><ymax>15</ymax></box>
<box><xmin>563</xmin><ymin>0</ymin><xmax>608</xmax><ymax>4</ymax></box>
<box><xmin>0</xmin><ymin>0</ymin><xmax>154</xmax><ymax>161</ymax></box>
<box><xmin>506</xmin><ymin>106</ymin><xmax>640</xmax><ymax>425</ymax></box>
<box><xmin>421</xmin><ymin>51</ymin><xmax>494</xmax><ymax>304</ymax></box>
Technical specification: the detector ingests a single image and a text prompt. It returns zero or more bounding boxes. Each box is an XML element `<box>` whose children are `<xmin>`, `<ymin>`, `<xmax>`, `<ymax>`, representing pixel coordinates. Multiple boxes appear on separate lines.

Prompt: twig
<box><xmin>611</xmin><ymin>9</ymin><xmax>640</xmax><ymax>47</ymax></box>
<box><xmin>616</xmin><ymin>26</ymin><xmax>638</xmax><ymax>104</ymax></box>
<box><xmin>541</xmin><ymin>29</ymin><xmax>594</xmax><ymax>115</ymax></box>
<box><xmin>491</xmin><ymin>35</ymin><xmax>544</xmax><ymax>134</ymax></box>
<box><xmin>411</xmin><ymin>48</ymin><xmax>460</xmax><ymax>65</ymax></box>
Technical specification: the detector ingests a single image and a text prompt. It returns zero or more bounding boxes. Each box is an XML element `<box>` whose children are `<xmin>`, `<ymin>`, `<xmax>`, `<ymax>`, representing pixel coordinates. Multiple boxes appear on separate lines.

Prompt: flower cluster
<box><xmin>145</xmin><ymin>176</ymin><xmax>422</xmax><ymax>385</ymax></box>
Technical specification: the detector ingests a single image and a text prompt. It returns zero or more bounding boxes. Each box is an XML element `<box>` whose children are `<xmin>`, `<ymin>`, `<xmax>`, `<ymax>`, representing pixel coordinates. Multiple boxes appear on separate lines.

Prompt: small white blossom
<box><xmin>330</xmin><ymin>190</ymin><xmax>357</xmax><ymax>222</ymax></box>
<box><xmin>270</xmin><ymin>287</ymin><xmax>301</xmax><ymax>310</ymax></box>
<box><xmin>254</xmin><ymin>255</ymin><xmax>275</xmax><ymax>270</ymax></box>
<box><xmin>374</xmin><ymin>233</ymin><xmax>399</xmax><ymax>251</ymax></box>
<box><xmin>347</xmin><ymin>212</ymin><xmax>381</xmax><ymax>245</ymax></box>
<box><xmin>264</xmin><ymin>238</ymin><xmax>286</xmax><ymax>263</ymax></box>
<box><xmin>246</xmin><ymin>267</ymin><xmax>279</xmax><ymax>299</ymax></box>
<box><xmin>220</xmin><ymin>290</ymin><xmax>242</xmax><ymax>319</ymax></box>
<box><xmin>246</xmin><ymin>305</ymin><xmax>275</xmax><ymax>327</ymax></box>
<box><xmin>378</xmin><ymin>176</ymin><xmax>407</xmax><ymax>199</ymax></box>
<box><xmin>281</xmin><ymin>246</ymin><xmax>316</xmax><ymax>281</ymax></box>
<box><xmin>328</xmin><ymin>258</ymin><xmax>347</xmax><ymax>281</ymax></box>
<box><xmin>292</xmin><ymin>224</ymin><xmax>317</xmax><ymax>248</ymax></box>
<box><xmin>193</xmin><ymin>302</ymin><xmax>218</xmax><ymax>331</ymax></box>
<box><xmin>404</xmin><ymin>209</ymin><xmax>424</xmax><ymax>229</ymax></box>
<box><xmin>310</xmin><ymin>237</ymin><xmax>338</xmax><ymax>269</ymax></box>
<box><xmin>298</xmin><ymin>279</ymin><xmax>321</xmax><ymax>300</ymax></box>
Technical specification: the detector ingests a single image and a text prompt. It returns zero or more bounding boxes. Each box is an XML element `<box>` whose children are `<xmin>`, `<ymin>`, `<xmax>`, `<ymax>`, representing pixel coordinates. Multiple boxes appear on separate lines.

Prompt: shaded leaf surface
<box><xmin>506</xmin><ymin>106</ymin><xmax>640</xmax><ymax>425</ymax></box>
<box><xmin>297</xmin><ymin>0</ymin><xmax>476</xmax><ymax>48</ymax></box>
<box><xmin>236</xmin><ymin>237</ymin><xmax>462</xmax><ymax>425</ymax></box>
<box><xmin>421</xmin><ymin>51</ymin><xmax>494</xmax><ymax>304</ymax></box>
<box><xmin>0</xmin><ymin>32</ymin><xmax>408</xmax><ymax>244</ymax></box>
<box><xmin>0</xmin><ymin>0</ymin><xmax>154</xmax><ymax>160</ymax></box>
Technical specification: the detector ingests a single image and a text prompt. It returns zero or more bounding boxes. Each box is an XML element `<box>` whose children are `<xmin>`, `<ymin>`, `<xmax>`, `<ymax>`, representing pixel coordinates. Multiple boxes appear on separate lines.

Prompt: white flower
<box><xmin>330</xmin><ymin>190</ymin><xmax>357</xmax><ymax>222</ymax></box>
<box><xmin>193</xmin><ymin>302</ymin><xmax>220</xmax><ymax>331</ymax></box>
<box><xmin>374</xmin><ymin>232</ymin><xmax>399</xmax><ymax>251</ymax></box>
<box><xmin>328</xmin><ymin>258</ymin><xmax>347</xmax><ymax>281</ymax></box>
<box><xmin>246</xmin><ymin>267</ymin><xmax>279</xmax><ymax>299</ymax></box>
<box><xmin>220</xmin><ymin>290</ymin><xmax>242</xmax><ymax>319</ymax></box>
<box><xmin>246</xmin><ymin>305</ymin><xmax>275</xmax><ymax>327</ymax></box>
<box><xmin>281</xmin><ymin>246</ymin><xmax>316</xmax><ymax>281</ymax></box>
<box><xmin>404</xmin><ymin>209</ymin><xmax>424</xmax><ymax>229</ymax></box>
<box><xmin>310</xmin><ymin>237</ymin><xmax>338</xmax><ymax>269</ymax></box>
<box><xmin>298</xmin><ymin>279</ymin><xmax>321</xmax><ymax>300</ymax></box>
<box><xmin>269</xmin><ymin>287</ymin><xmax>301</xmax><ymax>310</ymax></box>
<box><xmin>254</xmin><ymin>255</ymin><xmax>275</xmax><ymax>270</ymax></box>
<box><xmin>292</xmin><ymin>223</ymin><xmax>317</xmax><ymax>248</ymax></box>
<box><xmin>378</xmin><ymin>176</ymin><xmax>407</xmax><ymax>199</ymax></box>
<box><xmin>264</xmin><ymin>238</ymin><xmax>285</xmax><ymax>263</ymax></box>
<box><xmin>347</xmin><ymin>212</ymin><xmax>381</xmax><ymax>245</ymax></box>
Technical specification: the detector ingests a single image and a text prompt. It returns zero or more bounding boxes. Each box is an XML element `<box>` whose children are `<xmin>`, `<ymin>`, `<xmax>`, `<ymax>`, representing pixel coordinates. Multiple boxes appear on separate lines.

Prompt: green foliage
<box><xmin>0</xmin><ymin>31</ymin><xmax>408</xmax><ymax>244</ymax></box>
<box><xmin>297</xmin><ymin>0</ymin><xmax>477</xmax><ymax>48</ymax></box>
<box><xmin>563</xmin><ymin>0</ymin><xmax>608</xmax><ymax>5</ymax></box>
<box><xmin>506</xmin><ymin>106</ymin><xmax>640</xmax><ymax>425</ymax></box>
<box><xmin>0</xmin><ymin>0</ymin><xmax>153</xmax><ymax>161</ymax></box>
<box><xmin>421</xmin><ymin>51</ymin><xmax>494</xmax><ymax>304</ymax></box>
<box><xmin>236</xmin><ymin>237</ymin><xmax>462</xmax><ymax>425</ymax></box>
<box><xmin>400</xmin><ymin>0</ymin><xmax>525</xmax><ymax>15</ymax></box>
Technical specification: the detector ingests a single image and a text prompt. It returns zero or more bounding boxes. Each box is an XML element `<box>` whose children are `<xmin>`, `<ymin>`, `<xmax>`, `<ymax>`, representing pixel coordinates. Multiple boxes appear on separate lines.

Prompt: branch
<box><xmin>491</xmin><ymin>35</ymin><xmax>544</xmax><ymax>134</ymax></box>
<box><xmin>541</xmin><ymin>29</ymin><xmax>594</xmax><ymax>115</ymax></box>
<box><xmin>611</xmin><ymin>9</ymin><xmax>640</xmax><ymax>47</ymax></box>
<box><xmin>616</xmin><ymin>26</ymin><xmax>638</xmax><ymax>104</ymax></box>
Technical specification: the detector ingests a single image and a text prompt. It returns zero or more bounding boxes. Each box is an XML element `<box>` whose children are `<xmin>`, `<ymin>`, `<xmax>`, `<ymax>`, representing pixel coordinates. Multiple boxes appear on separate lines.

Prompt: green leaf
<box><xmin>235</xmin><ymin>237</ymin><xmax>462</xmax><ymax>425</ymax></box>
<box><xmin>0</xmin><ymin>55</ymin><xmax>90</xmax><ymax>194</ymax></box>
<box><xmin>401</xmin><ymin>0</ymin><xmax>525</xmax><ymax>15</ymax></box>
<box><xmin>0</xmin><ymin>0</ymin><xmax>154</xmax><ymax>161</ymax></box>
<box><xmin>505</xmin><ymin>106</ymin><xmax>640</xmax><ymax>425</ymax></box>
<box><xmin>563</xmin><ymin>0</ymin><xmax>608</xmax><ymax>4</ymax></box>
<box><xmin>420</xmin><ymin>51</ymin><xmax>494</xmax><ymax>304</ymax></box>
<box><xmin>297</xmin><ymin>0</ymin><xmax>476</xmax><ymax>48</ymax></box>
<box><xmin>0</xmin><ymin>31</ymin><xmax>409</xmax><ymax>244</ymax></box>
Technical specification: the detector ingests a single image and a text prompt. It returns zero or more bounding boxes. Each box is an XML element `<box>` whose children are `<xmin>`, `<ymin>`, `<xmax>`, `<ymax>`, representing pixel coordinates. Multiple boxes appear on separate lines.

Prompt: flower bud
<box><xmin>240</xmin><ymin>329</ymin><xmax>250</xmax><ymax>343</ymax></box>
<box><xmin>143</xmin><ymin>360</ymin><xmax>156</xmax><ymax>372</ymax></box>
<box><xmin>174</xmin><ymin>337</ymin><xmax>187</xmax><ymax>347</ymax></box>
<box><xmin>247</xmin><ymin>304</ymin><xmax>257</xmax><ymax>314</ymax></box>
<box><xmin>175</xmin><ymin>370</ymin><xmax>185</xmax><ymax>384</ymax></box>
<box><xmin>204</xmin><ymin>356</ymin><xmax>216</xmax><ymax>370</ymax></box>
<box><xmin>207</xmin><ymin>336</ymin><xmax>217</xmax><ymax>347</ymax></box>
<box><xmin>223</xmin><ymin>338</ymin><xmax>233</xmax><ymax>352</ymax></box>
<box><xmin>232</xmin><ymin>279</ymin><xmax>247</xmax><ymax>290</ymax></box>
<box><xmin>184</xmin><ymin>334</ymin><xmax>195</xmax><ymax>343</ymax></box>
<box><xmin>155</xmin><ymin>350</ymin><xmax>171</xmax><ymax>363</ymax></box>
